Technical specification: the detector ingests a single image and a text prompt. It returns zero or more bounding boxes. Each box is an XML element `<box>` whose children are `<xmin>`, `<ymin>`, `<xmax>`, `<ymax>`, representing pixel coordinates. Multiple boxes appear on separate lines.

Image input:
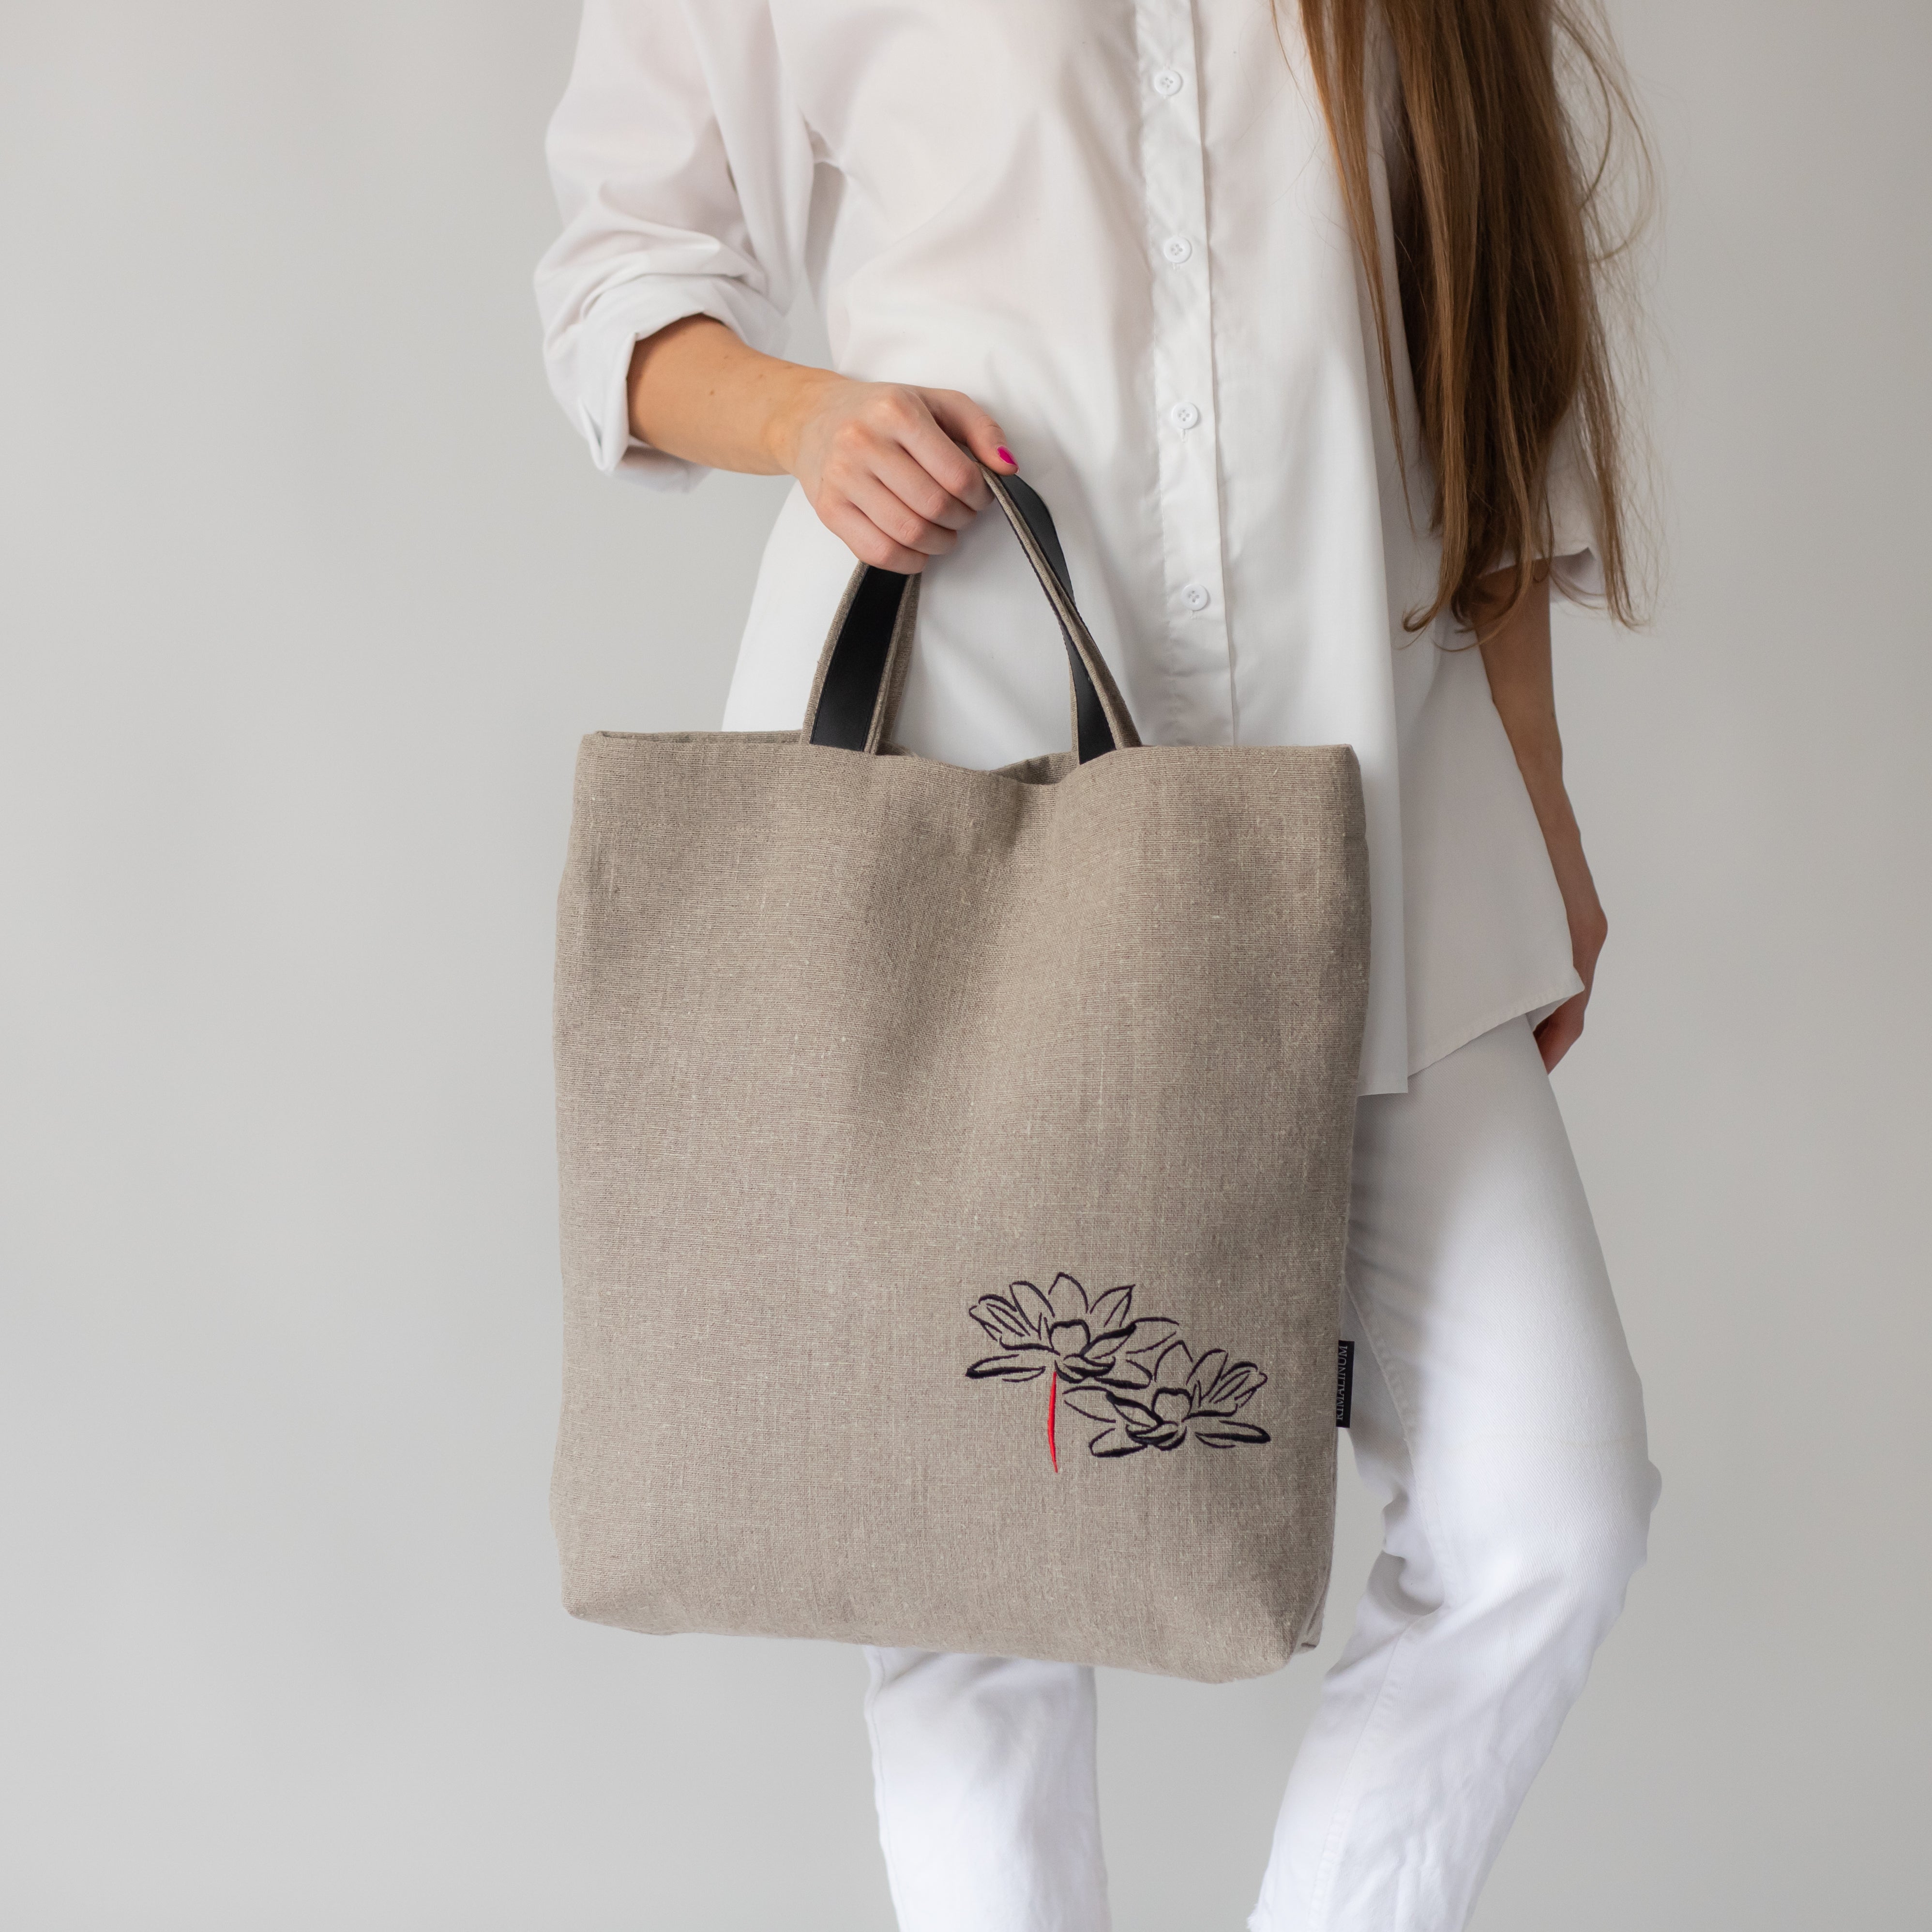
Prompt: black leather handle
<box><xmin>804</xmin><ymin>565</ymin><xmax>914</xmax><ymax>755</ymax></box>
<box><xmin>805</xmin><ymin>469</ymin><xmax>1137</xmax><ymax>764</ymax></box>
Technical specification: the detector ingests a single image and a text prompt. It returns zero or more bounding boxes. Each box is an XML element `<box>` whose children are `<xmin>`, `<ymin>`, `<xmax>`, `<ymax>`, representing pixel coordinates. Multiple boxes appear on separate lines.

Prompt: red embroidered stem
<box><xmin>1047</xmin><ymin>1367</ymin><xmax>1058</xmax><ymax>1472</ymax></box>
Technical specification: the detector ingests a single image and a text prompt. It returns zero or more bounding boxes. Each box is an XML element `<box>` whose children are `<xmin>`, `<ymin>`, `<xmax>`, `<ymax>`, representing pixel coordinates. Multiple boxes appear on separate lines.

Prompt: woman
<box><xmin>535</xmin><ymin>1</ymin><xmax>1661</xmax><ymax>1926</ymax></box>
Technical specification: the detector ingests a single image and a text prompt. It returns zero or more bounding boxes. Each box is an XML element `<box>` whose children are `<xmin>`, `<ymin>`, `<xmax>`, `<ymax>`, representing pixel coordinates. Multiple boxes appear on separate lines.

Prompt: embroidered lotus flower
<box><xmin>1061</xmin><ymin>1341</ymin><xmax>1270</xmax><ymax>1457</ymax></box>
<box><xmin>965</xmin><ymin>1273</ymin><xmax>1268</xmax><ymax>1468</ymax></box>
<box><xmin>966</xmin><ymin>1273</ymin><xmax>1176</xmax><ymax>1388</ymax></box>
<box><xmin>966</xmin><ymin>1273</ymin><xmax>1180</xmax><ymax>1469</ymax></box>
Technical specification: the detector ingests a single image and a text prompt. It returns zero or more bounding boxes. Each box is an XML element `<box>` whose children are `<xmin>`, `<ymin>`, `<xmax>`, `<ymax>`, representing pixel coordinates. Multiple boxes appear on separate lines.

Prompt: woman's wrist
<box><xmin>1506</xmin><ymin>732</ymin><xmax>1604</xmax><ymax>939</ymax></box>
<box><xmin>760</xmin><ymin>363</ymin><xmax>846</xmax><ymax>478</ymax></box>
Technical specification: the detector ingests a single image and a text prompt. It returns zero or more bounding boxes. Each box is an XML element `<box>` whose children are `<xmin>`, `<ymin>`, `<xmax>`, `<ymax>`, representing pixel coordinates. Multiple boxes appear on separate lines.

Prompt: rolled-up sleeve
<box><xmin>535</xmin><ymin>0</ymin><xmax>813</xmax><ymax>488</ymax></box>
<box><xmin>1541</xmin><ymin>408</ymin><xmax>1607</xmax><ymax>603</ymax></box>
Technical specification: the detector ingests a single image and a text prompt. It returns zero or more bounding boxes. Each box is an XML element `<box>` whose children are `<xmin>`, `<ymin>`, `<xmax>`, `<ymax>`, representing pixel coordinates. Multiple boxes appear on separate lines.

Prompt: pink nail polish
<box><xmin>996</xmin><ymin>446</ymin><xmax>1017</xmax><ymax>468</ymax></box>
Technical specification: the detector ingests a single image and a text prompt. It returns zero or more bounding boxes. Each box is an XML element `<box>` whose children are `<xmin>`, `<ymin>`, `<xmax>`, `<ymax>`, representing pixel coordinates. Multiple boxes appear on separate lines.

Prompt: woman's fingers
<box><xmin>895</xmin><ymin>394</ymin><xmax>996</xmax><ymax>510</ymax></box>
<box><xmin>871</xmin><ymin>442</ymin><xmax>978</xmax><ymax>534</ymax></box>
<box><xmin>921</xmin><ymin>388</ymin><xmax>1017</xmax><ymax>482</ymax></box>
<box><xmin>818</xmin><ymin>497</ymin><xmax>933</xmax><ymax>574</ymax></box>
<box><xmin>846</xmin><ymin>468</ymin><xmax>963</xmax><ymax>568</ymax></box>
<box><xmin>828</xmin><ymin>394</ymin><xmax>975</xmax><ymax>570</ymax></box>
<box><xmin>794</xmin><ymin>378</ymin><xmax>1018</xmax><ymax>570</ymax></box>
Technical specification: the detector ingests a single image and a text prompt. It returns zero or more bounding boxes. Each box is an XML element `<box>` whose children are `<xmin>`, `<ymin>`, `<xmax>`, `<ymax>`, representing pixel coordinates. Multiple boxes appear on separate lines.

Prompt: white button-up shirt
<box><xmin>536</xmin><ymin>0</ymin><xmax>1600</xmax><ymax>1093</ymax></box>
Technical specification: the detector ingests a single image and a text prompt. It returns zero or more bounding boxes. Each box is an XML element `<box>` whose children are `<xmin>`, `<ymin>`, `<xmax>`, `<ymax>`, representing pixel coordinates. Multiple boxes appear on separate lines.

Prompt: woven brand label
<box><xmin>1335</xmin><ymin>1339</ymin><xmax>1355</xmax><ymax>1429</ymax></box>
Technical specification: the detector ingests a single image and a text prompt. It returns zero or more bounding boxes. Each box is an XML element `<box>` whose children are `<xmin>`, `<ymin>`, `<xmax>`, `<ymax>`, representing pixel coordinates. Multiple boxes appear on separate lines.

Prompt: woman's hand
<box><xmin>772</xmin><ymin>373</ymin><xmax>1014</xmax><ymax>572</ymax></box>
<box><xmin>1530</xmin><ymin>824</ymin><xmax>1608</xmax><ymax>1072</ymax></box>
<box><xmin>625</xmin><ymin>316</ymin><xmax>1017</xmax><ymax>571</ymax></box>
<box><xmin>1476</xmin><ymin>568</ymin><xmax>1607</xmax><ymax>1072</ymax></box>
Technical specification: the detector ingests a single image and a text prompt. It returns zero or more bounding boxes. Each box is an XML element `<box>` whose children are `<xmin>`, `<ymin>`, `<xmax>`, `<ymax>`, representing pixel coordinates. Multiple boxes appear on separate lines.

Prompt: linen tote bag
<box><xmin>552</xmin><ymin>468</ymin><xmax>1371</xmax><ymax>1682</ymax></box>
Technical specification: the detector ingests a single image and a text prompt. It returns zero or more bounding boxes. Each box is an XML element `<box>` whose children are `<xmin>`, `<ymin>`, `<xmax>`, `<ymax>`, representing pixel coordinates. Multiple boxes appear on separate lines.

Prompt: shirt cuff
<box><xmin>1541</xmin><ymin>413</ymin><xmax>1605</xmax><ymax>606</ymax></box>
<box><xmin>1547</xmin><ymin>545</ymin><xmax>1604</xmax><ymax>604</ymax></box>
<box><xmin>572</xmin><ymin>276</ymin><xmax>789</xmax><ymax>492</ymax></box>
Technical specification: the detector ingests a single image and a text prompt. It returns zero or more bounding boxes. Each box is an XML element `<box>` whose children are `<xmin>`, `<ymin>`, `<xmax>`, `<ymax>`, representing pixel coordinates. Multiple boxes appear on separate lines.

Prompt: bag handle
<box><xmin>801</xmin><ymin>467</ymin><xmax>1142</xmax><ymax>763</ymax></box>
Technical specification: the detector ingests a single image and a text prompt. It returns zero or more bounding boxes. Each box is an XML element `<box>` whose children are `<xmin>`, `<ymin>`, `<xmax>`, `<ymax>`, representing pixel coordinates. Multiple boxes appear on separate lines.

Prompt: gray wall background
<box><xmin>3</xmin><ymin>2</ymin><xmax>1926</xmax><ymax>1926</ymax></box>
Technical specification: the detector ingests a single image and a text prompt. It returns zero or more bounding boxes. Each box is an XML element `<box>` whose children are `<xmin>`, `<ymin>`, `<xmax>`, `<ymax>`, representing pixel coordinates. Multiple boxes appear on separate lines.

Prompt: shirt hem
<box><xmin>1381</xmin><ymin>970</ymin><xmax>1586</xmax><ymax>1093</ymax></box>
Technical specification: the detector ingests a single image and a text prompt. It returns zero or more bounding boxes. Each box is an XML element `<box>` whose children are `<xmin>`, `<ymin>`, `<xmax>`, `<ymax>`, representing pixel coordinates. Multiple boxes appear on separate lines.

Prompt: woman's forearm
<box><xmin>1476</xmin><ymin>569</ymin><xmax>1606</xmax><ymax>1066</ymax></box>
<box><xmin>625</xmin><ymin>316</ymin><xmax>838</xmax><ymax>475</ymax></box>
<box><xmin>1478</xmin><ymin>582</ymin><xmax>1600</xmax><ymax>932</ymax></box>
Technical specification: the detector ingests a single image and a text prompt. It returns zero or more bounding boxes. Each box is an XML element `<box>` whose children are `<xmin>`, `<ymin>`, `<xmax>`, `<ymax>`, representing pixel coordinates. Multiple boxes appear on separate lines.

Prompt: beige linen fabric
<box><xmin>552</xmin><ymin>482</ymin><xmax>1370</xmax><ymax>1682</ymax></box>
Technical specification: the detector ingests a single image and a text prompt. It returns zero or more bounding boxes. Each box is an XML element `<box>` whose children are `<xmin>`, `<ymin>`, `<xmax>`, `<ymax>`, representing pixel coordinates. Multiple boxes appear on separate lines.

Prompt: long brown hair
<box><xmin>1292</xmin><ymin>0</ymin><xmax>1649</xmax><ymax>629</ymax></box>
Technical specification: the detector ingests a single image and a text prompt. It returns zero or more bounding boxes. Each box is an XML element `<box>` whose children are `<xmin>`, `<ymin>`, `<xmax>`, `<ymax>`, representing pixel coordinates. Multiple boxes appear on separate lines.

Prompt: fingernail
<box><xmin>996</xmin><ymin>447</ymin><xmax>1017</xmax><ymax>468</ymax></box>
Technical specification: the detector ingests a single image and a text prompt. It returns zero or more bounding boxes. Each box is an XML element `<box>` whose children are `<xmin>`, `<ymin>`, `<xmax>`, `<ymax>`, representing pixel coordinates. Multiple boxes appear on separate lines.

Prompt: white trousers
<box><xmin>861</xmin><ymin>1016</ymin><xmax>1660</xmax><ymax>1932</ymax></box>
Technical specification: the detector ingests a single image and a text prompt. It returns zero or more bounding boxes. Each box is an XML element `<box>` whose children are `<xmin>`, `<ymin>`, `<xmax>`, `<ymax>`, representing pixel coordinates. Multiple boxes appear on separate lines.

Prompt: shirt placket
<box><xmin>1132</xmin><ymin>0</ymin><xmax>1233</xmax><ymax>746</ymax></box>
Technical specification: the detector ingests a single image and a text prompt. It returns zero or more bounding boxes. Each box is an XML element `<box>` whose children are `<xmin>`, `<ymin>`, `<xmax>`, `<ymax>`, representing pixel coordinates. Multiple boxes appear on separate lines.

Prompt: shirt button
<box><xmin>1152</xmin><ymin>67</ymin><xmax>1185</xmax><ymax>96</ymax></box>
<box><xmin>1181</xmin><ymin>583</ymin><xmax>1211</xmax><ymax>612</ymax></box>
<box><xmin>1162</xmin><ymin>235</ymin><xmax>1194</xmax><ymax>264</ymax></box>
<box><xmin>1170</xmin><ymin>401</ymin><xmax>1201</xmax><ymax>430</ymax></box>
